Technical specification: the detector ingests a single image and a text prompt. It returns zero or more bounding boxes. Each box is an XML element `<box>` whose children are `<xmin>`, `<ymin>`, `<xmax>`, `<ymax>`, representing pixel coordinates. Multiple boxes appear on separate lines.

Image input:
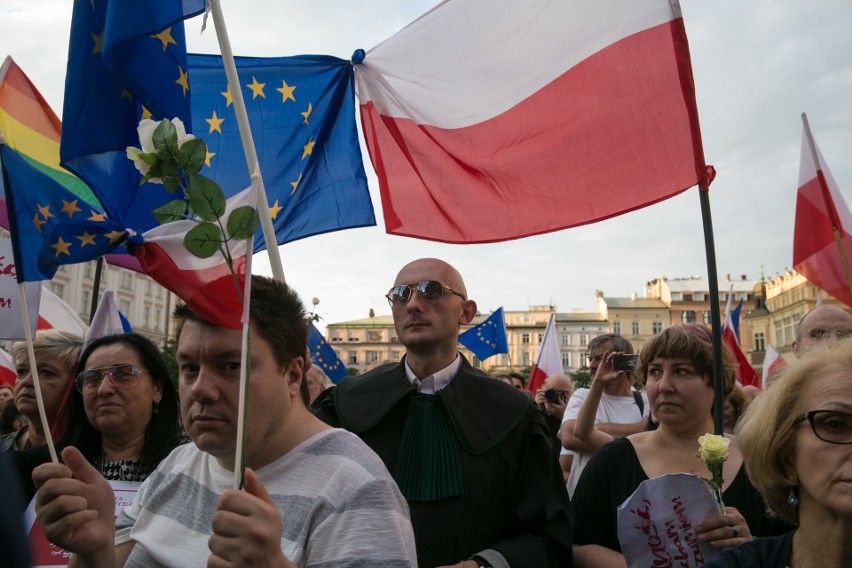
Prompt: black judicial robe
<box><xmin>313</xmin><ymin>357</ymin><xmax>573</xmax><ymax>568</ymax></box>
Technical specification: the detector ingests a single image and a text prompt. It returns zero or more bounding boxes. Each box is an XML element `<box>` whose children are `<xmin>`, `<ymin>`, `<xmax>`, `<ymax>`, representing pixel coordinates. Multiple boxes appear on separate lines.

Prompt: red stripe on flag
<box><xmin>361</xmin><ymin>20</ymin><xmax>705</xmax><ymax>243</ymax></box>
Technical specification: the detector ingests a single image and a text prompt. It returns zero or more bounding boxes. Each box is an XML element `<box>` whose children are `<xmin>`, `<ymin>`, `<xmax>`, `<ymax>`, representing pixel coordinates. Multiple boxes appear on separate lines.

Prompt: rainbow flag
<box><xmin>0</xmin><ymin>56</ymin><xmax>98</xmax><ymax>229</ymax></box>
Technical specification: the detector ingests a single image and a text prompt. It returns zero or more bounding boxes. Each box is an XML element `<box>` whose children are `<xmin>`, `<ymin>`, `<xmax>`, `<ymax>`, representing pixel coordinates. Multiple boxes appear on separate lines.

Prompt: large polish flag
<box><xmin>356</xmin><ymin>0</ymin><xmax>708</xmax><ymax>243</ymax></box>
<box><xmin>527</xmin><ymin>313</ymin><xmax>562</xmax><ymax>394</ymax></box>
<box><xmin>793</xmin><ymin>114</ymin><xmax>852</xmax><ymax>309</ymax></box>
<box><xmin>132</xmin><ymin>187</ymin><xmax>253</xmax><ymax>330</ymax></box>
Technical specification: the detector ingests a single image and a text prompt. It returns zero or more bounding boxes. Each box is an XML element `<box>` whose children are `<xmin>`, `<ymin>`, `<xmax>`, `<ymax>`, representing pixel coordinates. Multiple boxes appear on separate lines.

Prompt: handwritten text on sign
<box><xmin>617</xmin><ymin>473</ymin><xmax>721</xmax><ymax>568</ymax></box>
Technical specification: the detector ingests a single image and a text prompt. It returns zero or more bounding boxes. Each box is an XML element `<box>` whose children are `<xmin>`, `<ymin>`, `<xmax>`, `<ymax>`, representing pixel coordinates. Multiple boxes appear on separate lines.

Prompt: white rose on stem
<box><xmin>125</xmin><ymin>118</ymin><xmax>196</xmax><ymax>184</ymax></box>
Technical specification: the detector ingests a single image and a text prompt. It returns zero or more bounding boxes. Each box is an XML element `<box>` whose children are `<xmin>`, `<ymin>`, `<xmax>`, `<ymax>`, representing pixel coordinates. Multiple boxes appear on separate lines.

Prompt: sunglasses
<box><xmin>386</xmin><ymin>280</ymin><xmax>466</xmax><ymax>307</ymax></box>
<box><xmin>75</xmin><ymin>365</ymin><xmax>148</xmax><ymax>394</ymax></box>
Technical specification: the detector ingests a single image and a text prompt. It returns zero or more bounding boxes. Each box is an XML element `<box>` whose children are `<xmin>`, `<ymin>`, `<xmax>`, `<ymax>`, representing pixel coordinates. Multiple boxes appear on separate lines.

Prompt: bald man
<box><xmin>792</xmin><ymin>305</ymin><xmax>852</xmax><ymax>357</ymax></box>
<box><xmin>314</xmin><ymin>258</ymin><xmax>572</xmax><ymax>568</ymax></box>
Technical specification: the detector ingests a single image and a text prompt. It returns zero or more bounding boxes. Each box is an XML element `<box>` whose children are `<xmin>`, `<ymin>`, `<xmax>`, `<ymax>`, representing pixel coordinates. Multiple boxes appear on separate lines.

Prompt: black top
<box><xmin>573</xmin><ymin>437</ymin><xmax>792</xmax><ymax>551</ymax></box>
<box><xmin>703</xmin><ymin>531</ymin><xmax>795</xmax><ymax>568</ymax></box>
<box><xmin>313</xmin><ymin>357</ymin><xmax>573</xmax><ymax>568</ymax></box>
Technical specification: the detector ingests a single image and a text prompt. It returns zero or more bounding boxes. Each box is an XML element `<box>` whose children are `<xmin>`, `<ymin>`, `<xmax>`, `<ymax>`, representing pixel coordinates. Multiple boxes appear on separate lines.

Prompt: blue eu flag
<box><xmin>458</xmin><ymin>307</ymin><xmax>508</xmax><ymax>361</ymax></box>
<box><xmin>1</xmin><ymin>146</ymin><xmax>124</xmax><ymax>282</ymax></box>
<box><xmin>308</xmin><ymin>322</ymin><xmax>347</xmax><ymax>383</ymax></box>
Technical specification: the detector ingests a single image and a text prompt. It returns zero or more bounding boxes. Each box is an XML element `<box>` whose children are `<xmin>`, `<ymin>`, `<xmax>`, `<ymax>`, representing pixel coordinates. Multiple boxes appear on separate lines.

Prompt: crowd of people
<box><xmin>2</xmin><ymin>258</ymin><xmax>851</xmax><ymax>567</ymax></box>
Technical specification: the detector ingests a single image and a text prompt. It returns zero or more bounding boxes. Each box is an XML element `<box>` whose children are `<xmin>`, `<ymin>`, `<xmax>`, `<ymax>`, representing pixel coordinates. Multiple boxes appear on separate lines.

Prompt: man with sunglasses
<box><xmin>32</xmin><ymin>276</ymin><xmax>416</xmax><ymax>568</ymax></box>
<box><xmin>315</xmin><ymin>258</ymin><xmax>572</xmax><ymax>568</ymax></box>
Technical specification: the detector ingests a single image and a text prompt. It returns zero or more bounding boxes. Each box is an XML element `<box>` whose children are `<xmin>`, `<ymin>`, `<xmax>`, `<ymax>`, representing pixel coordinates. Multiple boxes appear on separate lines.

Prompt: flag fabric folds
<box><xmin>2</xmin><ymin>146</ymin><xmax>124</xmax><ymax>282</ymax></box>
<box><xmin>36</xmin><ymin>286</ymin><xmax>88</xmax><ymax>336</ymax></box>
<box><xmin>308</xmin><ymin>322</ymin><xmax>347</xmax><ymax>383</ymax></box>
<box><xmin>83</xmin><ymin>290</ymin><xmax>133</xmax><ymax>352</ymax></box>
<box><xmin>458</xmin><ymin>307</ymin><xmax>508</xmax><ymax>361</ymax></box>
<box><xmin>0</xmin><ymin>56</ymin><xmax>98</xmax><ymax>230</ymax></box>
<box><xmin>187</xmin><ymin>54</ymin><xmax>374</xmax><ymax>250</ymax></box>
<box><xmin>60</xmin><ymin>0</ymin><xmax>201</xmax><ymax>232</ymax></box>
<box><xmin>793</xmin><ymin>117</ymin><xmax>852</xmax><ymax>309</ymax></box>
<box><xmin>131</xmin><ymin>186</ymin><xmax>254</xmax><ymax>330</ymax></box>
<box><xmin>721</xmin><ymin>291</ymin><xmax>759</xmax><ymax>388</ymax></box>
<box><xmin>0</xmin><ymin>347</ymin><xmax>15</xmax><ymax>387</ymax></box>
<box><xmin>356</xmin><ymin>0</ymin><xmax>708</xmax><ymax>244</ymax></box>
<box><xmin>760</xmin><ymin>344</ymin><xmax>786</xmax><ymax>386</ymax></box>
<box><xmin>527</xmin><ymin>313</ymin><xmax>562</xmax><ymax>394</ymax></box>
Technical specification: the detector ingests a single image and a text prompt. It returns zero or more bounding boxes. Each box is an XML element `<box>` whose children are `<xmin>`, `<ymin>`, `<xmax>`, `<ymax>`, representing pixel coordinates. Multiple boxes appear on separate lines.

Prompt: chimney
<box><xmin>368</xmin><ymin>308</ymin><xmax>375</xmax><ymax>318</ymax></box>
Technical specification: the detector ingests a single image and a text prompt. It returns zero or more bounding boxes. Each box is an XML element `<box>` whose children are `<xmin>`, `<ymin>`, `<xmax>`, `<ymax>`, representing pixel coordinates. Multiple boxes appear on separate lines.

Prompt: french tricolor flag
<box><xmin>356</xmin><ymin>0</ymin><xmax>707</xmax><ymax>244</ymax></box>
<box><xmin>132</xmin><ymin>186</ymin><xmax>253</xmax><ymax>330</ymax></box>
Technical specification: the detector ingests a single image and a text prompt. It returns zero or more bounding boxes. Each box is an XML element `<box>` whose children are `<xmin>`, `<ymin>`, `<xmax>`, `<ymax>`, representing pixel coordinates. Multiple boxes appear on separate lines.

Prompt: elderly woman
<box><xmin>14</xmin><ymin>333</ymin><xmax>183</xmax><ymax>499</ymax></box>
<box><xmin>704</xmin><ymin>346</ymin><xmax>852</xmax><ymax>567</ymax></box>
<box><xmin>1</xmin><ymin>330</ymin><xmax>82</xmax><ymax>452</ymax></box>
<box><xmin>572</xmin><ymin>324</ymin><xmax>790</xmax><ymax>568</ymax></box>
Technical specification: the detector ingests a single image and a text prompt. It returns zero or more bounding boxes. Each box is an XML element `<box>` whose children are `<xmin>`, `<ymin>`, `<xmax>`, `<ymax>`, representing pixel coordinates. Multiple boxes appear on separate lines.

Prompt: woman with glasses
<box><xmin>572</xmin><ymin>324</ymin><xmax>790</xmax><ymax>568</ymax></box>
<box><xmin>704</xmin><ymin>346</ymin><xmax>852</xmax><ymax>567</ymax></box>
<box><xmin>14</xmin><ymin>334</ymin><xmax>183</xmax><ymax>499</ymax></box>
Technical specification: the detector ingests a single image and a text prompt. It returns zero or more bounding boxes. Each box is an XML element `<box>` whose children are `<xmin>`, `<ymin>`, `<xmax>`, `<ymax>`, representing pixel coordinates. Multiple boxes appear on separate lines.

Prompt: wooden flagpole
<box><xmin>801</xmin><ymin>112</ymin><xmax>852</xmax><ymax>300</ymax></box>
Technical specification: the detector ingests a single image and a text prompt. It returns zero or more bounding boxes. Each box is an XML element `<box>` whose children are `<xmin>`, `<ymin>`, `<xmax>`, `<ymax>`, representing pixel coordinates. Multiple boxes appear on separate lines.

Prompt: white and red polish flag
<box><xmin>527</xmin><ymin>313</ymin><xmax>562</xmax><ymax>394</ymax></box>
<box><xmin>356</xmin><ymin>0</ymin><xmax>710</xmax><ymax>243</ymax></box>
<box><xmin>793</xmin><ymin>114</ymin><xmax>852</xmax><ymax>309</ymax></box>
<box><xmin>37</xmin><ymin>287</ymin><xmax>88</xmax><ymax>336</ymax></box>
<box><xmin>132</xmin><ymin>186</ymin><xmax>253</xmax><ymax>330</ymax></box>
<box><xmin>760</xmin><ymin>344</ymin><xmax>786</xmax><ymax>386</ymax></box>
<box><xmin>0</xmin><ymin>346</ymin><xmax>16</xmax><ymax>386</ymax></box>
<box><xmin>721</xmin><ymin>289</ymin><xmax>760</xmax><ymax>388</ymax></box>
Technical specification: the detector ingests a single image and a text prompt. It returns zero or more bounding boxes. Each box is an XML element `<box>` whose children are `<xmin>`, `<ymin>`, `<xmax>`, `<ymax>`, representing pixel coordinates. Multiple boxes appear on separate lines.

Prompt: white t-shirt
<box><xmin>116</xmin><ymin>429</ymin><xmax>416</xmax><ymax>567</ymax></box>
<box><xmin>562</xmin><ymin>388</ymin><xmax>649</xmax><ymax>496</ymax></box>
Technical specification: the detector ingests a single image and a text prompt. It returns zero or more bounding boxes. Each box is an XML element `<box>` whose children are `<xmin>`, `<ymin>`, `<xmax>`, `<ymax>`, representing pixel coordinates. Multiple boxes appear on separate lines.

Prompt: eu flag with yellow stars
<box><xmin>60</xmin><ymin>0</ymin><xmax>204</xmax><ymax>231</ymax></box>
<box><xmin>1</xmin><ymin>146</ymin><xmax>125</xmax><ymax>282</ymax></box>
<box><xmin>308</xmin><ymin>322</ymin><xmax>347</xmax><ymax>383</ymax></box>
<box><xmin>458</xmin><ymin>307</ymin><xmax>508</xmax><ymax>361</ymax></box>
<box><xmin>187</xmin><ymin>54</ymin><xmax>375</xmax><ymax>249</ymax></box>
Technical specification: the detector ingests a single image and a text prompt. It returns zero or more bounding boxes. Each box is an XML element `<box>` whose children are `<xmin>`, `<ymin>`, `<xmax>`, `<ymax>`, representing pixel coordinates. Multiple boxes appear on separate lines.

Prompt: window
<box><xmin>579</xmin><ymin>334</ymin><xmax>588</xmax><ymax>346</ymax></box>
<box><xmin>632</xmin><ymin>321</ymin><xmax>640</xmax><ymax>335</ymax></box>
<box><xmin>50</xmin><ymin>282</ymin><xmax>65</xmax><ymax>297</ymax></box>
<box><xmin>522</xmin><ymin>333</ymin><xmax>530</xmax><ymax>344</ymax></box>
<box><xmin>537</xmin><ymin>333</ymin><xmax>543</xmax><ymax>343</ymax></box>
<box><xmin>652</xmin><ymin>321</ymin><xmax>662</xmax><ymax>334</ymax></box>
<box><xmin>391</xmin><ymin>351</ymin><xmax>401</xmax><ymax>362</ymax></box>
<box><xmin>143</xmin><ymin>306</ymin><xmax>151</xmax><ymax>328</ymax></box>
<box><xmin>671</xmin><ymin>292</ymin><xmax>682</xmax><ymax>301</ymax></box>
<box><xmin>347</xmin><ymin>337</ymin><xmax>360</xmax><ymax>342</ymax></box>
<box><xmin>703</xmin><ymin>311</ymin><xmax>712</xmax><ymax>325</ymax></box>
<box><xmin>754</xmin><ymin>332</ymin><xmax>765</xmax><ymax>352</ymax></box>
<box><xmin>154</xmin><ymin>308</ymin><xmax>161</xmax><ymax>328</ymax></box>
<box><xmin>367</xmin><ymin>351</ymin><xmax>379</xmax><ymax>364</ymax></box>
<box><xmin>683</xmin><ymin>294</ymin><xmax>693</xmax><ymax>302</ymax></box>
<box><xmin>681</xmin><ymin>311</ymin><xmax>696</xmax><ymax>323</ymax></box>
<box><xmin>500</xmin><ymin>354</ymin><xmax>508</xmax><ymax>366</ymax></box>
<box><xmin>331</xmin><ymin>337</ymin><xmax>342</xmax><ymax>343</ymax></box>
<box><xmin>81</xmin><ymin>290</ymin><xmax>91</xmax><ymax>313</ymax></box>
<box><xmin>613</xmin><ymin>321</ymin><xmax>621</xmax><ymax>334</ymax></box>
<box><xmin>83</xmin><ymin>264</ymin><xmax>92</xmax><ymax>279</ymax></box>
<box><xmin>145</xmin><ymin>280</ymin><xmax>152</xmax><ymax>296</ymax></box>
<box><xmin>579</xmin><ymin>352</ymin><xmax>588</xmax><ymax>368</ymax></box>
<box><xmin>561</xmin><ymin>334</ymin><xmax>569</xmax><ymax>346</ymax></box>
<box><xmin>120</xmin><ymin>272</ymin><xmax>132</xmax><ymax>290</ymax></box>
<box><xmin>562</xmin><ymin>352</ymin><xmax>570</xmax><ymax>369</ymax></box>
<box><xmin>522</xmin><ymin>352</ymin><xmax>530</xmax><ymax>366</ymax></box>
<box><xmin>120</xmin><ymin>299</ymin><xmax>131</xmax><ymax>315</ymax></box>
<box><xmin>694</xmin><ymin>292</ymin><xmax>704</xmax><ymax>301</ymax></box>
<box><xmin>348</xmin><ymin>352</ymin><xmax>358</xmax><ymax>365</ymax></box>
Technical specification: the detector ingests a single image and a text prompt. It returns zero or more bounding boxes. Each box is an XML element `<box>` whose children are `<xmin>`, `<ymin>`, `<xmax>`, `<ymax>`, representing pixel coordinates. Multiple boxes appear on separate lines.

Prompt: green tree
<box><xmin>571</xmin><ymin>366</ymin><xmax>592</xmax><ymax>389</ymax></box>
<box><xmin>160</xmin><ymin>338</ymin><xmax>179</xmax><ymax>388</ymax></box>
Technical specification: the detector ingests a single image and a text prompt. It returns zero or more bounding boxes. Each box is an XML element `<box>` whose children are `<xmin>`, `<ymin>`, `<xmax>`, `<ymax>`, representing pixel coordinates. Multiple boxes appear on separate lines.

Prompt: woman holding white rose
<box><xmin>572</xmin><ymin>324</ymin><xmax>790</xmax><ymax>568</ymax></box>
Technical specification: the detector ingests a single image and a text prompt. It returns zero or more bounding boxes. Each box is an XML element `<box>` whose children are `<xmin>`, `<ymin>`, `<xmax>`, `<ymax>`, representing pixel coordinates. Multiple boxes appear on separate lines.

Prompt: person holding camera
<box><xmin>535</xmin><ymin>374</ymin><xmax>575</xmax><ymax>481</ymax></box>
<box><xmin>559</xmin><ymin>334</ymin><xmax>649</xmax><ymax>497</ymax></box>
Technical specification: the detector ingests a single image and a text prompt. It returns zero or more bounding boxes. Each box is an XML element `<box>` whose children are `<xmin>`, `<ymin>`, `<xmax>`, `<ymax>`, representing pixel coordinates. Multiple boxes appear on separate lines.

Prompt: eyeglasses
<box><xmin>75</xmin><ymin>365</ymin><xmax>148</xmax><ymax>394</ymax></box>
<box><xmin>797</xmin><ymin>410</ymin><xmax>852</xmax><ymax>444</ymax></box>
<box><xmin>386</xmin><ymin>280</ymin><xmax>466</xmax><ymax>307</ymax></box>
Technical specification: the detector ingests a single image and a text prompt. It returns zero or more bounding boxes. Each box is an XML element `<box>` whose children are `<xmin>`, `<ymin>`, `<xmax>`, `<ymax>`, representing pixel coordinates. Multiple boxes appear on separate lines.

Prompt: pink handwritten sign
<box><xmin>25</xmin><ymin>480</ymin><xmax>141</xmax><ymax>567</ymax></box>
<box><xmin>617</xmin><ymin>473</ymin><xmax>721</xmax><ymax>568</ymax></box>
<box><xmin>0</xmin><ymin>238</ymin><xmax>42</xmax><ymax>340</ymax></box>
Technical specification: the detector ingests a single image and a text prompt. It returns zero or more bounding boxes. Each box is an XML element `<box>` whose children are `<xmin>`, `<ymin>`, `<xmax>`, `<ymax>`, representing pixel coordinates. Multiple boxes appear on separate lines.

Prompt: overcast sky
<box><xmin>2</xmin><ymin>1</ymin><xmax>851</xmax><ymax>331</ymax></box>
